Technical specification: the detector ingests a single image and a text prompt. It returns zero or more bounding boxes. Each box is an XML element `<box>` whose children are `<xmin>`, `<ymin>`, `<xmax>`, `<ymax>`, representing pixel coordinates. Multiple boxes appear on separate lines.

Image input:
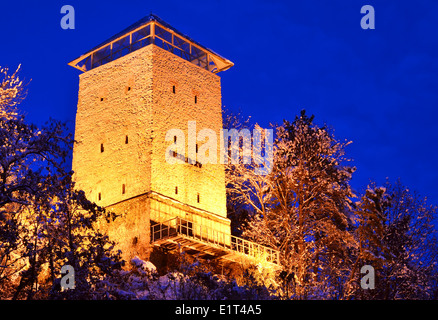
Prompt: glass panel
<box><xmin>174</xmin><ymin>35</ymin><xmax>190</xmax><ymax>53</ymax></box>
<box><xmin>112</xmin><ymin>35</ymin><xmax>129</xmax><ymax>52</ymax></box>
<box><xmin>173</xmin><ymin>47</ymin><xmax>183</xmax><ymax>58</ymax></box>
<box><xmin>132</xmin><ymin>25</ymin><xmax>150</xmax><ymax>42</ymax></box>
<box><xmin>131</xmin><ymin>37</ymin><xmax>151</xmax><ymax>52</ymax></box>
<box><xmin>121</xmin><ymin>47</ymin><xmax>130</xmax><ymax>55</ymax></box>
<box><xmin>92</xmin><ymin>59</ymin><xmax>102</xmax><ymax>69</ymax></box>
<box><xmin>154</xmin><ymin>37</ymin><xmax>164</xmax><ymax>49</ymax></box>
<box><xmin>112</xmin><ymin>50</ymin><xmax>123</xmax><ymax>59</ymax></box>
<box><xmin>131</xmin><ymin>40</ymin><xmax>141</xmax><ymax>51</ymax></box>
<box><xmin>101</xmin><ymin>56</ymin><xmax>112</xmax><ymax>64</ymax></box>
<box><xmin>84</xmin><ymin>56</ymin><xmax>91</xmax><ymax>70</ymax></box>
<box><xmin>77</xmin><ymin>56</ymin><xmax>91</xmax><ymax>71</ymax></box>
<box><xmin>192</xmin><ymin>58</ymin><xmax>207</xmax><ymax>69</ymax></box>
<box><xmin>142</xmin><ymin>37</ymin><xmax>151</xmax><ymax>47</ymax></box>
<box><xmin>155</xmin><ymin>25</ymin><xmax>172</xmax><ymax>43</ymax></box>
<box><xmin>199</xmin><ymin>55</ymin><xmax>207</xmax><ymax>63</ymax></box>
<box><xmin>208</xmin><ymin>59</ymin><xmax>218</xmax><ymax>72</ymax></box>
<box><xmin>94</xmin><ymin>45</ymin><xmax>111</xmax><ymax>62</ymax></box>
<box><xmin>81</xmin><ymin>23</ymin><xmax>223</xmax><ymax>73</ymax></box>
<box><xmin>163</xmin><ymin>41</ymin><xmax>173</xmax><ymax>52</ymax></box>
<box><xmin>181</xmin><ymin>51</ymin><xmax>191</xmax><ymax>61</ymax></box>
<box><xmin>191</xmin><ymin>46</ymin><xmax>204</xmax><ymax>59</ymax></box>
<box><xmin>195</xmin><ymin>54</ymin><xmax>208</xmax><ymax>69</ymax></box>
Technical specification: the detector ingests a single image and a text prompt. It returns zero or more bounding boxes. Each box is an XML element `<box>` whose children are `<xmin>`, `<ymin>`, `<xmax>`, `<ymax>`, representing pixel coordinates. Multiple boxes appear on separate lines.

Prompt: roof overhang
<box><xmin>68</xmin><ymin>14</ymin><xmax>234</xmax><ymax>74</ymax></box>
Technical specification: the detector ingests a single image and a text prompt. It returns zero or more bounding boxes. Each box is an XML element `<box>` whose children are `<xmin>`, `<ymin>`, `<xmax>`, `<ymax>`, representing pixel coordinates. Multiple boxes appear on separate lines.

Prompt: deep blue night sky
<box><xmin>1</xmin><ymin>0</ymin><xmax>438</xmax><ymax>204</ymax></box>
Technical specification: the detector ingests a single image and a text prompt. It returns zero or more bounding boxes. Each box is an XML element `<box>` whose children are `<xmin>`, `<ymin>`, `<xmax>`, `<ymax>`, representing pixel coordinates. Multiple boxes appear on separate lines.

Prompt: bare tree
<box><xmin>0</xmin><ymin>65</ymin><xmax>27</xmax><ymax>119</ymax></box>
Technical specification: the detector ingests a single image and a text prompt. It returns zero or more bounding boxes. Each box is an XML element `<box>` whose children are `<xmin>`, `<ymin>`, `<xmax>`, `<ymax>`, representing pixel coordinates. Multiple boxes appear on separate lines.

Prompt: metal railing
<box><xmin>74</xmin><ymin>21</ymin><xmax>220</xmax><ymax>73</ymax></box>
<box><xmin>151</xmin><ymin>217</ymin><xmax>279</xmax><ymax>264</ymax></box>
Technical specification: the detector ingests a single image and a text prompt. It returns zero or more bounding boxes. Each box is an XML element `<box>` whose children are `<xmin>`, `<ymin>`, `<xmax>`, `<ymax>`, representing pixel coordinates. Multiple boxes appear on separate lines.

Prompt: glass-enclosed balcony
<box><xmin>68</xmin><ymin>14</ymin><xmax>233</xmax><ymax>73</ymax></box>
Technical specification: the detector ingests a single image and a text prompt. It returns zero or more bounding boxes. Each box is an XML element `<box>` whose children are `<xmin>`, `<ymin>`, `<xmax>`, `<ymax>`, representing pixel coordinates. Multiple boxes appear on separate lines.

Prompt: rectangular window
<box><xmin>197</xmin><ymin>193</ymin><xmax>200</xmax><ymax>203</ymax></box>
<box><xmin>122</xmin><ymin>184</ymin><xmax>126</xmax><ymax>194</ymax></box>
<box><xmin>175</xmin><ymin>186</ymin><xmax>178</xmax><ymax>195</ymax></box>
<box><xmin>172</xmin><ymin>85</ymin><xmax>176</xmax><ymax>94</ymax></box>
<box><xmin>98</xmin><ymin>193</ymin><xmax>101</xmax><ymax>201</ymax></box>
<box><xmin>100</xmin><ymin>144</ymin><xmax>104</xmax><ymax>153</ymax></box>
<box><xmin>125</xmin><ymin>135</ymin><xmax>129</xmax><ymax>144</ymax></box>
<box><xmin>195</xmin><ymin>96</ymin><xmax>197</xmax><ymax>104</ymax></box>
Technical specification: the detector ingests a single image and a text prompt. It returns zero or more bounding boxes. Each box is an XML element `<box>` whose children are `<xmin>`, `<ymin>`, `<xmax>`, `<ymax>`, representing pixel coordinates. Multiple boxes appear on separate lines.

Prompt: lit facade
<box><xmin>70</xmin><ymin>14</ymin><xmax>278</xmax><ymax>266</ymax></box>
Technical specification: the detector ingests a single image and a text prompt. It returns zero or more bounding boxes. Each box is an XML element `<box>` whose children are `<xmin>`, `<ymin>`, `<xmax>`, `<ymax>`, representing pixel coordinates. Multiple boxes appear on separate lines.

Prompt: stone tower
<box><xmin>69</xmin><ymin>14</ymin><xmax>279</xmax><ymax>267</ymax></box>
<box><xmin>69</xmin><ymin>14</ymin><xmax>234</xmax><ymax>261</ymax></box>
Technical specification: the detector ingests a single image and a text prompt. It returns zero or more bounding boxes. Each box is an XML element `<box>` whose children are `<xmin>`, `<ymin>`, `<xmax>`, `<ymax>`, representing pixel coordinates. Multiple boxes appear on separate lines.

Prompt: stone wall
<box><xmin>150</xmin><ymin>45</ymin><xmax>227</xmax><ymax>218</ymax></box>
<box><xmin>72</xmin><ymin>43</ymin><xmax>230</xmax><ymax>263</ymax></box>
<box><xmin>72</xmin><ymin>45</ymin><xmax>154</xmax><ymax>207</ymax></box>
<box><xmin>102</xmin><ymin>194</ymin><xmax>151</xmax><ymax>262</ymax></box>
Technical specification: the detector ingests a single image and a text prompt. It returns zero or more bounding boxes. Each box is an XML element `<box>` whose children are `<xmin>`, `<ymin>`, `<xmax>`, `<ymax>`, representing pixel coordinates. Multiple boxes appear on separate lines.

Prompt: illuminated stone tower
<box><xmin>69</xmin><ymin>14</ymin><xmax>278</xmax><ymax>267</ymax></box>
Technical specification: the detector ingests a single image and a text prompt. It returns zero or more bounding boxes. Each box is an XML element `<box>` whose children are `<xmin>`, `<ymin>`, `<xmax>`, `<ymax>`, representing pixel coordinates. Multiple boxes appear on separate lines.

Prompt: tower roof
<box><xmin>68</xmin><ymin>14</ymin><xmax>234</xmax><ymax>73</ymax></box>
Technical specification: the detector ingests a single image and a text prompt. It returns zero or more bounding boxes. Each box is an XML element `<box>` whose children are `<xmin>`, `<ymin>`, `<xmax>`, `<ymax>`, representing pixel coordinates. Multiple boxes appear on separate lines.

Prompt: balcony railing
<box><xmin>69</xmin><ymin>16</ymin><xmax>233</xmax><ymax>73</ymax></box>
<box><xmin>151</xmin><ymin>217</ymin><xmax>279</xmax><ymax>265</ymax></box>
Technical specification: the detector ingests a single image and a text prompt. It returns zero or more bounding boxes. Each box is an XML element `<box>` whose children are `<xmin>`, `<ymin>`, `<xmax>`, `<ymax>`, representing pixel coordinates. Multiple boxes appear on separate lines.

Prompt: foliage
<box><xmin>0</xmin><ymin>65</ymin><xmax>124</xmax><ymax>299</ymax></box>
<box><xmin>1</xmin><ymin>66</ymin><xmax>437</xmax><ymax>300</ymax></box>
<box><xmin>100</xmin><ymin>253</ymin><xmax>276</xmax><ymax>300</ymax></box>
<box><xmin>224</xmin><ymin>109</ymin><xmax>438</xmax><ymax>300</ymax></box>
